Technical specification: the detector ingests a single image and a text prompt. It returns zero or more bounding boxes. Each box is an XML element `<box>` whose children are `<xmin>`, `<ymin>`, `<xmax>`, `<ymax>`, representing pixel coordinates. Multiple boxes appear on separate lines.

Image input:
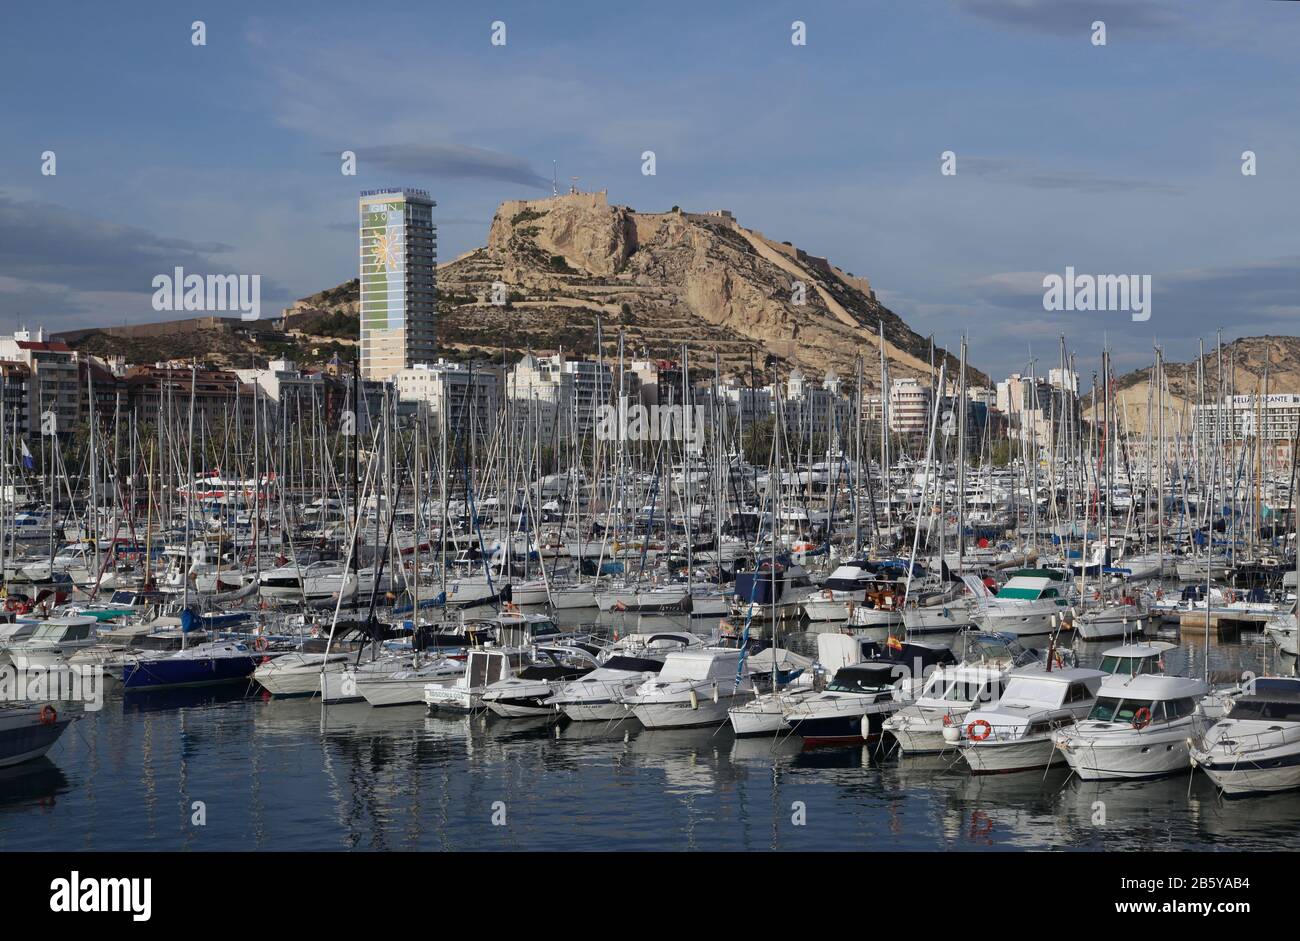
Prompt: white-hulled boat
<box><xmin>424</xmin><ymin>649</ymin><xmax>525</xmax><ymax>714</ymax></box>
<box><xmin>801</xmin><ymin>561</ymin><xmax>877</xmax><ymax>621</ymax></box>
<box><xmin>784</xmin><ymin>641</ymin><xmax>953</xmax><ymax>745</ymax></box>
<box><xmin>1054</xmin><ymin>673</ymin><xmax>1211</xmax><ymax>779</ymax></box>
<box><xmin>548</xmin><ymin>631</ymin><xmax>702</xmax><ymax>721</ymax></box>
<box><xmin>883</xmin><ymin>632</ymin><xmax>1043</xmax><ymax>755</ymax></box>
<box><xmin>624</xmin><ymin>647</ymin><xmax>752</xmax><ymax>729</ymax></box>
<box><xmin>902</xmin><ymin>596</ymin><xmax>978</xmax><ymax>634</ymax></box>
<box><xmin>1190</xmin><ymin>677</ymin><xmax>1300</xmax><ymax>796</ymax></box>
<box><xmin>3</xmin><ymin>616</ymin><xmax>99</xmax><ymax>669</ymax></box>
<box><xmin>354</xmin><ymin>656</ymin><xmax>465</xmax><ymax>707</ymax></box>
<box><xmin>252</xmin><ymin>651</ymin><xmax>353</xmax><ymax>698</ymax></box>
<box><xmin>946</xmin><ymin>665</ymin><xmax>1106</xmax><ymax>773</ymax></box>
<box><xmin>547</xmin><ymin>583</ymin><xmax>597</xmax><ymax>610</ymax></box>
<box><xmin>1266</xmin><ymin>612</ymin><xmax>1297</xmax><ymax>655</ymax></box>
<box><xmin>975</xmin><ymin>568</ymin><xmax>1075</xmax><ymax>640</ymax></box>
<box><xmin>726</xmin><ymin>647</ymin><xmax>817</xmax><ymax>736</ymax></box>
<box><xmin>482</xmin><ymin>645</ymin><xmax>600</xmax><ymax>717</ymax></box>
<box><xmin>1073</xmin><ymin>594</ymin><xmax>1148</xmax><ymax>642</ymax></box>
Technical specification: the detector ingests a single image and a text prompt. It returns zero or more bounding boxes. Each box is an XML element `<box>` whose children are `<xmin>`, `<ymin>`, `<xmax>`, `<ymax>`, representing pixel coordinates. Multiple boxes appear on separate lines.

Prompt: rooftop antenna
<box><xmin>569</xmin><ymin>176</ymin><xmax>579</xmax><ymax>195</ymax></box>
<box><xmin>552</xmin><ymin>161</ymin><xmax>558</xmax><ymax>198</ymax></box>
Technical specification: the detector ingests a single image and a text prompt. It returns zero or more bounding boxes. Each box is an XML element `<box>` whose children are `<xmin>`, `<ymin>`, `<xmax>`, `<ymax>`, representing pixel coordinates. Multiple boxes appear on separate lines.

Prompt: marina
<box><xmin>6</xmin><ymin>3</ymin><xmax>1300</xmax><ymax>893</ymax></box>
<box><xmin>1</xmin><ymin>329</ymin><xmax>1299</xmax><ymax>851</ymax></box>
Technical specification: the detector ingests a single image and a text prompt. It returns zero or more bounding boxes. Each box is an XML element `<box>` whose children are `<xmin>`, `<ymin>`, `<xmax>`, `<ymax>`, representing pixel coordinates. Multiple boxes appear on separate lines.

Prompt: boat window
<box><xmin>1066</xmin><ymin>682</ymin><xmax>1094</xmax><ymax>703</ymax></box>
<box><xmin>922</xmin><ymin>675</ymin><xmax>951</xmax><ymax>698</ymax></box>
<box><xmin>1099</xmin><ymin>655</ymin><xmax>1158</xmax><ymax>677</ymax></box>
<box><xmin>945</xmin><ymin>681</ymin><xmax>984</xmax><ymax>702</ymax></box>
<box><xmin>1162</xmin><ymin>697</ymin><xmax>1197</xmax><ymax>720</ymax></box>
<box><xmin>1089</xmin><ymin>697</ymin><xmax>1122</xmax><ymax>722</ymax></box>
<box><xmin>1114</xmin><ymin>698</ymin><xmax>1155</xmax><ymax>723</ymax></box>
<box><xmin>1226</xmin><ymin>699</ymin><xmax>1300</xmax><ymax>722</ymax></box>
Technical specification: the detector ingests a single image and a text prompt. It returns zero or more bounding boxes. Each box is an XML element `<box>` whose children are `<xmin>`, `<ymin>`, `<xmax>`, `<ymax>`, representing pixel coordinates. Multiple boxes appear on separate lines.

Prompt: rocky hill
<box><xmin>1087</xmin><ymin>336</ymin><xmax>1300</xmax><ymax>433</ymax></box>
<box><xmin>61</xmin><ymin>193</ymin><xmax>987</xmax><ymax>385</ymax></box>
<box><xmin>430</xmin><ymin>192</ymin><xmax>983</xmax><ymax>388</ymax></box>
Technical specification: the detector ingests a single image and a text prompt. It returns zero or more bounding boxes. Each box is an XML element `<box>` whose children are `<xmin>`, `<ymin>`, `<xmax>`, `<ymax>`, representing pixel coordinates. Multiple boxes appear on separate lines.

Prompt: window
<box><xmin>1089</xmin><ymin>696</ymin><xmax>1122</xmax><ymax>722</ymax></box>
<box><xmin>1067</xmin><ymin>682</ymin><xmax>1093</xmax><ymax>703</ymax></box>
<box><xmin>1227</xmin><ymin>699</ymin><xmax>1300</xmax><ymax>722</ymax></box>
<box><xmin>1163</xmin><ymin>697</ymin><xmax>1197</xmax><ymax>720</ymax></box>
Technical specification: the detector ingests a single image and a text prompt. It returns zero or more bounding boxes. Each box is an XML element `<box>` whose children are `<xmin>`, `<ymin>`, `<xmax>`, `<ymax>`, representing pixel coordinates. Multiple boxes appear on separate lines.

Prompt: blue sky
<box><xmin>2</xmin><ymin>0</ymin><xmax>1297</xmax><ymax>381</ymax></box>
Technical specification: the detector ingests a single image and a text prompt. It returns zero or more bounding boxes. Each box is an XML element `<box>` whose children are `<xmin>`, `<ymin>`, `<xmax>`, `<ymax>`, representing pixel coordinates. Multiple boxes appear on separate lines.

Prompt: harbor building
<box><xmin>395</xmin><ymin>360</ymin><xmax>500</xmax><ymax>442</ymax></box>
<box><xmin>1194</xmin><ymin>394</ymin><xmax>1300</xmax><ymax>464</ymax></box>
<box><xmin>888</xmin><ymin>377</ymin><xmax>932</xmax><ymax>435</ymax></box>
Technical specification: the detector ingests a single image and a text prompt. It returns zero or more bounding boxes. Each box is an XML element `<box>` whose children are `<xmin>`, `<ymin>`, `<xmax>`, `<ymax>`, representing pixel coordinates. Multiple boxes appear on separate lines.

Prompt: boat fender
<box><xmin>39</xmin><ymin>705</ymin><xmax>57</xmax><ymax>725</ymax></box>
<box><xmin>712</xmin><ymin>682</ymin><xmax>719</xmax><ymax>704</ymax></box>
<box><xmin>689</xmin><ymin>689</ymin><xmax>699</xmax><ymax>710</ymax></box>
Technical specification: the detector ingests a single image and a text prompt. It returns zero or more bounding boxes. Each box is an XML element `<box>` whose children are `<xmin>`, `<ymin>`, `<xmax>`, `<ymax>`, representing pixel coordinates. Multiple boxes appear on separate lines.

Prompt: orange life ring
<box><xmin>39</xmin><ymin>705</ymin><xmax>57</xmax><ymax>726</ymax></box>
<box><xmin>967</xmin><ymin>718</ymin><xmax>992</xmax><ymax>741</ymax></box>
<box><xmin>254</xmin><ymin>636</ymin><xmax>269</xmax><ymax>652</ymax></box>
<box><xmin>1132</xmin><ymin>707</ymin><xmax>1152</xmax><ymax>730</ymax></box>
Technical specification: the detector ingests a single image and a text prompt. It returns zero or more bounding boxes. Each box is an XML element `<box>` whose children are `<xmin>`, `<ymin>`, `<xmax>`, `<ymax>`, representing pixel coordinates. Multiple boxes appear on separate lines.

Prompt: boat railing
<box><xmin>1197</xmin><ymin>722</ymin><xmax>1300</xmax><ymax>756</ymax></box>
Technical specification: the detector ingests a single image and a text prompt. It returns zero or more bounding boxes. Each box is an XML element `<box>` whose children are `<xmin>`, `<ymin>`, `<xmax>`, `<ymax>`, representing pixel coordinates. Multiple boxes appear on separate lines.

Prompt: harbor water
<box><xmin>3</xmin><ymin>611</ymin><xmax>1296</xmax><ymax>852</ymax></box>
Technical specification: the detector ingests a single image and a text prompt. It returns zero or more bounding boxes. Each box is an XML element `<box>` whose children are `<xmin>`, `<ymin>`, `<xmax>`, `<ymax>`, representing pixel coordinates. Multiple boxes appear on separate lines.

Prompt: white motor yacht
<box><xmin>624</xmin><ymin>647</ymin><xmax>753</xmax><ymax>729</ymax></box>
<box><xmin>945</xmin><ymin>665</ymin><xmax>1106</xmax><ymax>773</ymax></box>
<box><xmin>1054</xmin><ymin>673</ymin><xmax>1211</xmax><ymax>779</ymax></box>
<box><xmin>1190</xmin><ymin>677</ymin><xmax>1300</xmax><ymax>796</ymax></box>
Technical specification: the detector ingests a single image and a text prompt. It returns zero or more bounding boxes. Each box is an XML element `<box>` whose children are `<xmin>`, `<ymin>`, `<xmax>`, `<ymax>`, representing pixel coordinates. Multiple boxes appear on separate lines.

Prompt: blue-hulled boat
<box><xmin>121</xmin><ymin>640</ymin><xmax>260</xmax><ymax>690</ymax></box>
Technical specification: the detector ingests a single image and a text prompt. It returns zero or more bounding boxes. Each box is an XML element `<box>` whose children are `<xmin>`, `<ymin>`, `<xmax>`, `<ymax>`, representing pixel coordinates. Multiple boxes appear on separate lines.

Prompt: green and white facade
<box><xmin>358</xmin><ymin>188</ymin><xmax>437</xmax><ymax>381</ymax></box>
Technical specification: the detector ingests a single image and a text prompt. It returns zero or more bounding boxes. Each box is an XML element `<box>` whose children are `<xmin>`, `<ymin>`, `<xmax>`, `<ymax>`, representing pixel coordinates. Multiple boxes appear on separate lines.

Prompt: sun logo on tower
<box><xmin>371</xmin><ymin>229</ymin><xmax>404</xmax><ymax>271</ymax></box>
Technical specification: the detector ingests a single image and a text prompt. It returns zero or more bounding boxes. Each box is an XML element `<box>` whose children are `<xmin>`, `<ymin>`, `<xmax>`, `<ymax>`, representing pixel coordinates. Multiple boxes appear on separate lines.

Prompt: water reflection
<box><xmin>2</xmin><ymin>615</ymin><xmax>1299</xmax><ymax>851</ymax></box>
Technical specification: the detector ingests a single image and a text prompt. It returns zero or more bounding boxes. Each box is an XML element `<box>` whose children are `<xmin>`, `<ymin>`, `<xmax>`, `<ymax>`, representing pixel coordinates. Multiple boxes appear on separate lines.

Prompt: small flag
<box><xmin>886</xmin><ymin>634</ymin><xmax>903</xmax><ymax>652</ymax></box>
<box><xmin>20</xmin><ymin>440</ymin><xmax>33</xmax><ymax>470</ymax></box>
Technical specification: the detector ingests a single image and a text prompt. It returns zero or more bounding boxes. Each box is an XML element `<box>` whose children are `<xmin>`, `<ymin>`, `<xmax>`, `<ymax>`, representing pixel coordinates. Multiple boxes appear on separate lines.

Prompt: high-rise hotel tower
<box><xmin>358</xmin><ymin>188</ymin><xmax>437</xmax><ymax>381</ymax></box>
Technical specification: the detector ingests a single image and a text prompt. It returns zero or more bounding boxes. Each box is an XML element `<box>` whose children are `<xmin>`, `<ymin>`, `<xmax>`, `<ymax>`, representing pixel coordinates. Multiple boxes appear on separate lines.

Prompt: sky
<box><xmin>1</xmin><ymin>0</ymin><xmax>1297</xmax><ymax>384</ymax></box>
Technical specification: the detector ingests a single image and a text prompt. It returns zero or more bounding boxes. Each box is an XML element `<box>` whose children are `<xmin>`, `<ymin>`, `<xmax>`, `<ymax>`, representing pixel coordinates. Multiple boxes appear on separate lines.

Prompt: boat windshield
<box><xmin>1099</xmin><ymin>654</ymin><xmax>1159</xmax><ymax>677</ymax></box>
<box><xmin>827</xmin><ymin>666</ymin><xmax>896</xmax><ymax>693</ymax></box>
<box><xmin>1088</xmin><ymin>697</ymin><xmax>1155</xmax><ymax>723</ymax></box>
<box><xmin>925</xmin><ymin>677</ymin><xmax>989</xmax><ymax>702</ymax></box>
<box><xmin>1227</xmin><ymin>699</ymin><xmax>1300</xmax><ymax>722</ymax></box>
